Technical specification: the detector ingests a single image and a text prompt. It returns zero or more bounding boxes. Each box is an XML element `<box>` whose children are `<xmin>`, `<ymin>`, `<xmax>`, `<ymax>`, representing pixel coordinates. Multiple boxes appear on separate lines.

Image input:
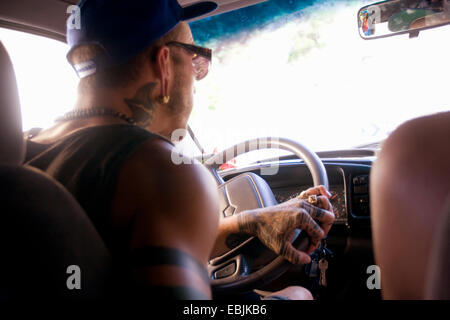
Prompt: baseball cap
<box><xmin>66</xmin><ymin>0</ymin><xmax>218</xmax><ymax>78</ymax></box>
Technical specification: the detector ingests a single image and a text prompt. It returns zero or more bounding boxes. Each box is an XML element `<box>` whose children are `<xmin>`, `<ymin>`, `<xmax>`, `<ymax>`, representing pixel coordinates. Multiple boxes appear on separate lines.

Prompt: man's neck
<box><xmin>74</xmin><ymin>85</ymin><xmax>180</xmax><ymax>141</ymax></box>
<box><xmin>74</xmin><ymin>87</ymin><xmax>133</xmax><ymax>115</ymax></box>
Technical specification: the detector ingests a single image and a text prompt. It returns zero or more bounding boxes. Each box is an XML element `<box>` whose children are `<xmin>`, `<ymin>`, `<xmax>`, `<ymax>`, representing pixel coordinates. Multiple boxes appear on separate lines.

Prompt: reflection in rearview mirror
<box><xmin>358</xmin><ymin>0</ymin><xmax>450</xmax><ymax>39</ymax></box>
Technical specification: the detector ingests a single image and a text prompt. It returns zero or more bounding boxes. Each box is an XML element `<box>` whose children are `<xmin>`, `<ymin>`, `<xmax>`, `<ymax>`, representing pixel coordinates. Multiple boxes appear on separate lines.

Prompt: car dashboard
<box><xmin>217</xmin><ymin>154</ymin><xmax>380</xmax><ymax>300</ymax></box>
<box><xmin>220</xmin><ymin>157</ymin><xmax>373</xmax><ymax>226</ymax></box>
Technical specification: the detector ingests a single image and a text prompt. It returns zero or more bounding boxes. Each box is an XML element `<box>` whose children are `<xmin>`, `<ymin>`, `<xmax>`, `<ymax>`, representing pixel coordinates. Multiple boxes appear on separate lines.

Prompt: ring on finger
<box><xmin>307</xmin><ymin>195</ymin><xmax>318</xmax><ymax>205</ymax></box>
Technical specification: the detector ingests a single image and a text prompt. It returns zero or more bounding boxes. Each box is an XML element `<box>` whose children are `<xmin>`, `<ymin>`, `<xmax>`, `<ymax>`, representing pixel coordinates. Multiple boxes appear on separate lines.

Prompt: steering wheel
<box><xmin>203</xmin><ymin>137</ymin><xmax>329</xmax><ymax>293</ymax></box>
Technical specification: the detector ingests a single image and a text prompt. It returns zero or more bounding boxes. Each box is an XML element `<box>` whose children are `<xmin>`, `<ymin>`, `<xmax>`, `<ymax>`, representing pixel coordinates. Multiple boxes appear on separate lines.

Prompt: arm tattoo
<box><xmin>232</xmin><ymin>191</ymin><xmax>333</xmax><ymax>264</ymax></box>
<box><xmin>300</xmin><ymin>201</ymin><xmax>325</xmax><ymax>219</ymax></box>
<box><xmin>237</xmin><ymin>210</ymin><xmax>258</xmax><ymax>234</ymax></box>
<box><xmin>129</xmin><ymin>246</ymin><xmax>210</xmax><ymax>286</ymax></box>
<box><xmin>124</xmin><ymin>82</ymin><xmax>157</xmax><ymax>127</ymax></box>
<box><xmin>235</xmin><ymin>207</ymin><xmax>323</xmax><ymax>264</ymax></box>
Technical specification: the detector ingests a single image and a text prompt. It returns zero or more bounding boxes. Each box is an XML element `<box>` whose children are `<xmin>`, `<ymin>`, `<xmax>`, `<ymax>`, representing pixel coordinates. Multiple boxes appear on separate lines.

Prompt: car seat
<box><xmin>0</xmin><ymin>41</ymin><xmax>111</xmax><ymax>299</ymax></box>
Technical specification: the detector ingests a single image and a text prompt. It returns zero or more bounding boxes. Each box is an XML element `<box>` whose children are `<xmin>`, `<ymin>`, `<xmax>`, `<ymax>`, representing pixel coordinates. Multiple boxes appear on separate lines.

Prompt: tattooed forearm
<box><xmin>124</xmin><ymin>82</ymin><xmax>157</xmax><ymax>127</ymax></box>
<box><xmin>234</xmin><ymin>199</ymin><xmax>331</xmax><ymax>265</ymax></box>
<box><xmin>237</xmin><ymin>210</ymin><xmax>258</xmax><ymax>234</ymax></box>
<box><xmin>221</xmin><ymin>186</ymin><xmax>335</xmax><ymax>265</ymax></box>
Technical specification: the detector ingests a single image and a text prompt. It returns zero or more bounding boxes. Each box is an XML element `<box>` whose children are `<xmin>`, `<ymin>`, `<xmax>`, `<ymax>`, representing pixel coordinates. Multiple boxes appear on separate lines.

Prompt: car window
<box><xmin>0</xmin><ymin>27</ymin><xmax>208</xmax><ymax>156</ymax></box>
<box><xmin>0</xmin><ymin>28</ymin><xmax>78</xmax><ymax>132</ymax></box>
<box><xmin>185</xmin><ymin>0</ymin><xmax>450</xmax><ymax>161</ymax></box>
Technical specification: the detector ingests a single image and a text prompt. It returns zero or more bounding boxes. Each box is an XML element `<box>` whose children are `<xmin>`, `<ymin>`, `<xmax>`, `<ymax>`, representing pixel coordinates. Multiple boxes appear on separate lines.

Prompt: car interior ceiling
<box><xmin>0</xmin><ymin>0</ymin><xmax>261</xmax><ymax>42</ymax></box>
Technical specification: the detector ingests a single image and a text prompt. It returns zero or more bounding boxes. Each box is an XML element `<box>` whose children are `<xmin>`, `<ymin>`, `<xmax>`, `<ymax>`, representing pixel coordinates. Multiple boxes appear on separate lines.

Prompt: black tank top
<box><xmin>24</xmin><ymin>124</ymin><xmax>170</xmax><ymax>256</ymax></box>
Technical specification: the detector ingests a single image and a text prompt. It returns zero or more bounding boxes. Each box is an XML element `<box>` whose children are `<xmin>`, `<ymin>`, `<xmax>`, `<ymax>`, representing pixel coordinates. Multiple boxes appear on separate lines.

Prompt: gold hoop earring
<box><xmin>159</xmin><ymin>95</ymin><xmax>170</xmax><ymax>104</ymax></box>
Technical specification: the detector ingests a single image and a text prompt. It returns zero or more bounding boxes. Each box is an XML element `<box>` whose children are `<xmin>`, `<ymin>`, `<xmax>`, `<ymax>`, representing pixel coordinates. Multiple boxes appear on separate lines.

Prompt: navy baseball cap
<box><xmin>67</xmin><ymin>0</ymin><xmax>217</xmax><ymax>78</ymax></box>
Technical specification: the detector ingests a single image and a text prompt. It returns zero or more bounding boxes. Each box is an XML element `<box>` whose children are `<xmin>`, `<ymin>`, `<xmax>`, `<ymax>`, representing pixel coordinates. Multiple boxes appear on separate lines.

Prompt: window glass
<box><xmin>0</xmin><ymin>28</ymin><xmax>78</xmax><ymax>131</ymax></box>
<box><xmin>186</xmin><ymin>0</ymin><xmax>450</xmax><ymax>162</ymax></box>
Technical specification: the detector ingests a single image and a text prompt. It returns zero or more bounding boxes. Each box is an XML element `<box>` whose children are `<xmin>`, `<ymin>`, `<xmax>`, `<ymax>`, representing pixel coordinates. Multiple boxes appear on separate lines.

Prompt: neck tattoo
<box><xmin>55</xmin><ymin>82</ymin><xmax>159</xmax><ymax>127</ymax></box>
<box><xmin>124</xmin><ymin>82</ymin><xmax>157</xmax><ymax>127</ymax></box>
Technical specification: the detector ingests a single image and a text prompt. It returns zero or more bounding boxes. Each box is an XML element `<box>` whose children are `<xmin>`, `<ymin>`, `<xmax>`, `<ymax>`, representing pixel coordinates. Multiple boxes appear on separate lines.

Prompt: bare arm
<box><xmin>111</xmin><ymin>138</ymin><xmax>219</xmax><ymax>299</ymax></box>
<box><xmin>371</xmin><ymin>112</ymin><xmax>450</xmax><ymax>299</ymax></box>
<box><xmin>211</xmin><ymin>186</ymin><xmax>335</xmax><ymax>265</ymax></box>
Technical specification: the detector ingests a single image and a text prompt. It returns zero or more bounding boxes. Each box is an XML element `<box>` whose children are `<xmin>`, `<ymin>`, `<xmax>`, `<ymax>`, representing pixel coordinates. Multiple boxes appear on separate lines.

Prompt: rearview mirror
<box><xmin>358</xmin><ymin>0</ymin><xmax>450</xmax><ymax>39</ymax></box>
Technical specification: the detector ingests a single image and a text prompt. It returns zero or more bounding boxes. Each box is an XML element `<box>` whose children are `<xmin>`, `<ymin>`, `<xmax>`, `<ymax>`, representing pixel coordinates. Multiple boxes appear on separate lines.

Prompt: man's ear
<box><xmin>154</xmin><ymin>46</ymin><xmax>171</xmax><ymax>98</ymax></box>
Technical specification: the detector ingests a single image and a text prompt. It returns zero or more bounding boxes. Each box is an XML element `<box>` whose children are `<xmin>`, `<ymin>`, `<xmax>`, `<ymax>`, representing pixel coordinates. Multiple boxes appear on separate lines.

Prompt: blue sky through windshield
<box><xmin>191</xmin><ymin>0</ymin><xmax>319</xmax><ymax>44</ymax></box>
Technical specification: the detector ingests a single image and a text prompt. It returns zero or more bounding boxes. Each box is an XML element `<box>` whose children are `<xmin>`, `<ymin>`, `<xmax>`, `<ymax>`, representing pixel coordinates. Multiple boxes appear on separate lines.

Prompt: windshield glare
<box><xmin>181</xmin><ymin>0</ymin><xmax>450</xmax><ymax>160</ymax></box>
<box><xmin>2</xmin><ymin>0</ymin><xmax>449</xmax><ymax>164</ymax></box>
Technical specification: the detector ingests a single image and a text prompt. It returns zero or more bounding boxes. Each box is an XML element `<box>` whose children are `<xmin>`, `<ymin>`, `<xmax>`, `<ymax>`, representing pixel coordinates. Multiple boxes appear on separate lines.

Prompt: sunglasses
<box><xmin>165</xmin><ymin>41</ymin><xmax>212</xmax><ymax>80</ymax></box>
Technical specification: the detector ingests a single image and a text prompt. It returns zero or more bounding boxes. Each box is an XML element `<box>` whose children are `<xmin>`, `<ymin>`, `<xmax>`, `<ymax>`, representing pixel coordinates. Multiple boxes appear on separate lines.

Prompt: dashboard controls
<box><xmin>353</xmin><ymin>175</ymin><xmax>368</xmax><ymax>186</ymax></box>
<box><xmin>222</xmin><ymin>162</ymin><xmax>373</xmax><ymax>227</ymax></box>
<box><xmin>352</xmin><ymin>175</ymin><xmax>370</xmax><ymax>217</ymax></box>
<box><xmin>353</xmin><ymin>184</ymin><xmax>368</xmax><ymax>194</ymax></box>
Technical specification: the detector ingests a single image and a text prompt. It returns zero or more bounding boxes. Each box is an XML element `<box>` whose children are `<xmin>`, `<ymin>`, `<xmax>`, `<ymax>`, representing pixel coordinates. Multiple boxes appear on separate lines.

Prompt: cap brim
<box><xmin>181</xmin><ymin>2</ymin><xmax>218</xmax><ymax>21</ymax></box>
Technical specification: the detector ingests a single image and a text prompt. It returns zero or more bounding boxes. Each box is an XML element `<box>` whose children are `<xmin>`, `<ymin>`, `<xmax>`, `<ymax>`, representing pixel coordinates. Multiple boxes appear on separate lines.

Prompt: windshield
<box><xmin>183</xmin><ymin>0</ymin><xmax>450</xmax><ymax>158</ymax></box>
<box><xmin>1</xmin><ymin>0</ymin><xmax>449</xmax><ymax>162</ymax></box>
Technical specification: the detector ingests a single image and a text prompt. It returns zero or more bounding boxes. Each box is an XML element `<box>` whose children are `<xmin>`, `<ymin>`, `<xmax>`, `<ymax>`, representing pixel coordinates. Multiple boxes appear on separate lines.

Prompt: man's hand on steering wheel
<box><xmin>287</xmin><ymin>185</ymin><xmax>335</xmax><ymax>235</ymax></box>
<box><xmin>237</xmin><ymin>185</ymin><xmax>335</xmax><ymax>265</ymax></box>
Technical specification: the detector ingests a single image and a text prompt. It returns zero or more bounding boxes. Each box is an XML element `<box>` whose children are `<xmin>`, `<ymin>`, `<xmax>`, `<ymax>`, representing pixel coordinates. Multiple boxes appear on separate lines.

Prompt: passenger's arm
<box><xmin>370</xmin><ymin>112</ymin><xmax>450</xmax><ymax>299</ymax></box>
<box><xmin>111</xmin><ymin>138</ymin><xmax>219</xmax><ymax>299</ymax></box>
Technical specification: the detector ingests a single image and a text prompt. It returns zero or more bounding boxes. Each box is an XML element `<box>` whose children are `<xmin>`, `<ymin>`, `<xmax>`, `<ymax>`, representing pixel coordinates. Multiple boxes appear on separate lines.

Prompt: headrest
<box><xmin>0</xmin><ymin>41</ymin><xmax>25</xmax><ymax>165</ymax></box>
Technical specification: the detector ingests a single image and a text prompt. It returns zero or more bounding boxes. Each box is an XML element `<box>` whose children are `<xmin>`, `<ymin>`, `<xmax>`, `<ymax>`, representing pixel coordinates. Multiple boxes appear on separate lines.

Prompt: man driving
<box><xmin>24</xmin><ymin>0</ymin><xmax>334</xmax><ymax>300</ymax></box>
